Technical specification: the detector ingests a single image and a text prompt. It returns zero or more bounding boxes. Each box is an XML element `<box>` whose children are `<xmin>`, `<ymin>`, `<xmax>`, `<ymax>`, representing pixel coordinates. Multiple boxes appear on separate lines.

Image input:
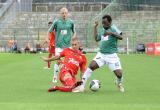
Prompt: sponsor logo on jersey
<box><xmin>68</xmin><ymin>58</ymin><xmax>79</xmax><ymax>66</ymax></box>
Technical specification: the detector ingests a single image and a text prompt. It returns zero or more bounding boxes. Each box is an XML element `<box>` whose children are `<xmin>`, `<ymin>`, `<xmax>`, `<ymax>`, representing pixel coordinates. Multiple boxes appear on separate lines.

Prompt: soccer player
<box><xmin>48</xmin><ymin>7</ymin><xmax>76</xmax><ymax>83</ymax></box>
<box><xmin>42</xmin><ymin>37</ymin><xmax>86</xmax><ymax>92</ymax></box>
<box><xmin>76</xmin><ymin>15</ymin><xmax>124</xmax><ymax>93</ymax></box>
<box><xmin>43</xmin><ymin>21</ymin><xmax>55</xmax><ymax>69</ymax></box>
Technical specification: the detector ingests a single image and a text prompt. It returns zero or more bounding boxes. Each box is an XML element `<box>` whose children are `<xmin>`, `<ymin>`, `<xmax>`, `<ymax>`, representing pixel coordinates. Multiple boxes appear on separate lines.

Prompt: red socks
<box><xmin>56</xmin><ymin>86</ymin><xmax>72</xmax><ymax>92</ymax></box>
<box><xmin>47</xmin><ymin>54</ymin><xmax>52</xmax><ymax>68</ymax></box>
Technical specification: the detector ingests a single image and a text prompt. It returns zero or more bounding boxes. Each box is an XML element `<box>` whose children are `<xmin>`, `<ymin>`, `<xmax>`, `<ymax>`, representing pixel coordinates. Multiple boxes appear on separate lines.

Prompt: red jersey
<box><xmin>60</xmin><ymin>48</ymin><xmax>87</xmax><ymax>75</ymax></box>
<box><xmin>48</xmin><ymin>30</ymin><xmax>55</xmax><ymax>46</ymax></box>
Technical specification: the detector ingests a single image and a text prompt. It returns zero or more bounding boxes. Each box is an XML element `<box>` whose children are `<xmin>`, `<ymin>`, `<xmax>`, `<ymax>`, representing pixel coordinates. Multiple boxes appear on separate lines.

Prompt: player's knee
<box><xmin>114</xmin><ymin>69</ymin><xmax>122</xmax><ymax>78</ymax></box>
<box><xmin>89</xmin><ymin>60</ymin><xmax>99</xmax><ymax>71</ymax></box>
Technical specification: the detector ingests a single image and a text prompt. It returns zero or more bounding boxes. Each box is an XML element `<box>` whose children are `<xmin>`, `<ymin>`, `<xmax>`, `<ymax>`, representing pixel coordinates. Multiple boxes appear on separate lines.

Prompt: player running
<box><xmin>75</xmin><ymin>15</ymin><xmax>125</xmax><ymax>93</ymax></box>
<box><xmin>42</xmin><ymin>37</ymin><xmax>86</xmax><ymax>92</ymax></box>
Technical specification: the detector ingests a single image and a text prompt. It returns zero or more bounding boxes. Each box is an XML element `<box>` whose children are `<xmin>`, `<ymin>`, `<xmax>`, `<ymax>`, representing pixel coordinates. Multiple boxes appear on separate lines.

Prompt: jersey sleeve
<box><xmin>48</xmin><ymin>20</ymin><xmax>57</xmax><ymax>33</ymax></box>
<box><xmin>80</xmin><ymin>55</ymin><xmax>87</xmax><ymax>74</ymax></box>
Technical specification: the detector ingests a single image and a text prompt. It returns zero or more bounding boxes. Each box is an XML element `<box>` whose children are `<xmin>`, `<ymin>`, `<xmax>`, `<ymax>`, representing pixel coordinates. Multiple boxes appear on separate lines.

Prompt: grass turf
<box><xmin>0</xmin><ymin>53</ymin><xmax>160</xmax><ymax>110</ymax></box>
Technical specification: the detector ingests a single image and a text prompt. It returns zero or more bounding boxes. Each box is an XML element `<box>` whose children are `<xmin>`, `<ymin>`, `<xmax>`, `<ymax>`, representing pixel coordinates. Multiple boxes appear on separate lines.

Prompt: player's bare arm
<box><xmin>72</xmin><ymin>32</ymin><xmax>77</xmax><ymax>38</ymax></box>
<box><xmin>104</xmin><ymin>31</ymin><xmax>123</xmax><ymax>40</ymax></box>
<box><xmin>41</xmin><ymin>36</ymin><xmax>49</xmax><ymax>47</ymax></box>
<box><xmin>93</xmin><ymin>21</ymin><xmax>99</xmax><ymax>42</ymax></box>
<box><xmin>41</xmin><ymin>55</ymin><xmax>61</xmax><ymax>62</ymax></box>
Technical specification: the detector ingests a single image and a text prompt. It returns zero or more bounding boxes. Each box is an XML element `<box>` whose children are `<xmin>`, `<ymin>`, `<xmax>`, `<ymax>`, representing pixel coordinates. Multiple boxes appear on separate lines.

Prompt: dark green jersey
<box><xmin>49</xmin><ymin>18</ymin><xmax>75</xmax><ymax>48</ymax></box>
<box><xmin>96</xmin><ymin>24</ymin><xmax>122</xmax><ymax>54</ymax></box>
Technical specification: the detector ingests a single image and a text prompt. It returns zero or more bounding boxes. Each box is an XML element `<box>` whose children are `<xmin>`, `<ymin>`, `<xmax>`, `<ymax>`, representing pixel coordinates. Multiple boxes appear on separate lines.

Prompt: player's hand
<box><xmin>94</xmin><ymin>21</ymin><xmax>99</xmax><ymax>28</ymax></box>
<box><xmin>104</xmin><ymin>31</ymin><xmax>112</xmax><ymax>36</ymax></box>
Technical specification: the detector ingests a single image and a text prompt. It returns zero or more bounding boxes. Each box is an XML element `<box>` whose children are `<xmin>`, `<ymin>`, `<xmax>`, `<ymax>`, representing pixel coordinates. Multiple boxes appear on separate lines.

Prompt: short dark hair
<box><xmin>102</xmin><ymin>15</ymin><xmax>112</xmax><ymax>23</ymax></box>
<box><xmin>48</xmin><ymin>21</ymin><xmax>53</xmax><ymax>25</ymax></box>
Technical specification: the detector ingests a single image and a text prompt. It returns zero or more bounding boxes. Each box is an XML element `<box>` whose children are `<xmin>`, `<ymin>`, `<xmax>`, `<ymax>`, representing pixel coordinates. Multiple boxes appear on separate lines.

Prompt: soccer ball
<box><xmin>89</xmin><ymin>79</ymin><xmax>101</xmax><ymax>92</ymax></box>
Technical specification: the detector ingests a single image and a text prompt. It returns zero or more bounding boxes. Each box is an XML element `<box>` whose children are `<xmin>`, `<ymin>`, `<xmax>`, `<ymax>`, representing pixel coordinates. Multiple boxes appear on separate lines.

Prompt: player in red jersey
<box><xmin>42</xmin><ymin>37</ymin><xmax>87</xmax><ymax>92</ymax></box>
<box><xmin>43</xmin><ymin>21</ymin><xmax>55</xmax><ymax>69</ymax></box>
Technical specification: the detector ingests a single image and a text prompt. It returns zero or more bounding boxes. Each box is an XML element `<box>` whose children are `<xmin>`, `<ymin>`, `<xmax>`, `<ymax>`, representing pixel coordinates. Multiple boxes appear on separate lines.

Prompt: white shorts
<box><xmin>55</xmin><ymin>48</ymin><xmax>63</xmax><ymax>56</ymax></box>
<box><xmin>93</xmin><ymin>52</ymin><xmax>122</xmax><ymax>71</ymax></box>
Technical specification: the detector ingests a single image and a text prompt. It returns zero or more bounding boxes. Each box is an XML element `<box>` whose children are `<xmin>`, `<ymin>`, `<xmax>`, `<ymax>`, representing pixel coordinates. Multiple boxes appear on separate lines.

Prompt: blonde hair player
<box><xmin>48</xmin><ymin>7</ymin><xmax>76</xmax><ymax>83</ymax></box>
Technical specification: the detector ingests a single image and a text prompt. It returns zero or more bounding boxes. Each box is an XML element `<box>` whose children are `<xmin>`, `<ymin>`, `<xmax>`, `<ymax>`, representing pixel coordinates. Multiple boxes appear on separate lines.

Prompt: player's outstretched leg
<box><xmin>53</xmin><ymin>73</ymin><xmax>77</xmax><ymax>92</ymax></box>
<box><xmin>48</xmin><ymin>86</ymin><xmax>58</xmax><ymax>92</ymax></box>
<box><xmin>55</xmin><ymin>86</ymin><xmax>72</xmax><ymax>92</ymax></box>
<box><xmin>48</xmin><ymin>86</ymin><xmax>72</xmax><ymax>92</ymax></box>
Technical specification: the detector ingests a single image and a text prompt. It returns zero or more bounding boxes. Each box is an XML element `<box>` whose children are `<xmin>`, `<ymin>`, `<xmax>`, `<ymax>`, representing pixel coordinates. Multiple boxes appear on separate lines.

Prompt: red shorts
<box><xmin>48</xmin><ymin>45</ymin><xmax>55</xmax><ymax>54</ymax></box>
<box><xmin>59</xmin><ymin>68</ymin><xmax>76</xmax><ymax>87</ymax></box>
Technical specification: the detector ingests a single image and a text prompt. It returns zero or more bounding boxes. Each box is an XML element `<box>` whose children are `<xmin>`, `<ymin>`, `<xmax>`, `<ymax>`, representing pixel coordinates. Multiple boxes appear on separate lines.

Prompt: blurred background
<box><xmin>0</xmin><ymin>0</ymin><xmax>160</xmax><ymax>53</ymax></box>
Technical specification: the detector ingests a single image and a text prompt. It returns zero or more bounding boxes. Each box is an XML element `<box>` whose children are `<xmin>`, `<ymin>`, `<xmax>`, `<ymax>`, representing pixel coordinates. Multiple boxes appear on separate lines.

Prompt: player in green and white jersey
<box><xmin>48</xmin><ymin>7</ymin><xmax>76</xmax><ymax>83</ymax></box>
<box><xmin>73</xmin><ymin>15</ymin><xmax>124</xmax><ymax>93</ymax></box>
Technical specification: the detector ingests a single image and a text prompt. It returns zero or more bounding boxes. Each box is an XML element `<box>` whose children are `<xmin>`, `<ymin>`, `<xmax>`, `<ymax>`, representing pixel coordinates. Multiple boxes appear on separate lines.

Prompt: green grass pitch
<box><xmin>0</xmin><ymin>53</ymin><xmax>160</xmax><ymax>110</ymax></box>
